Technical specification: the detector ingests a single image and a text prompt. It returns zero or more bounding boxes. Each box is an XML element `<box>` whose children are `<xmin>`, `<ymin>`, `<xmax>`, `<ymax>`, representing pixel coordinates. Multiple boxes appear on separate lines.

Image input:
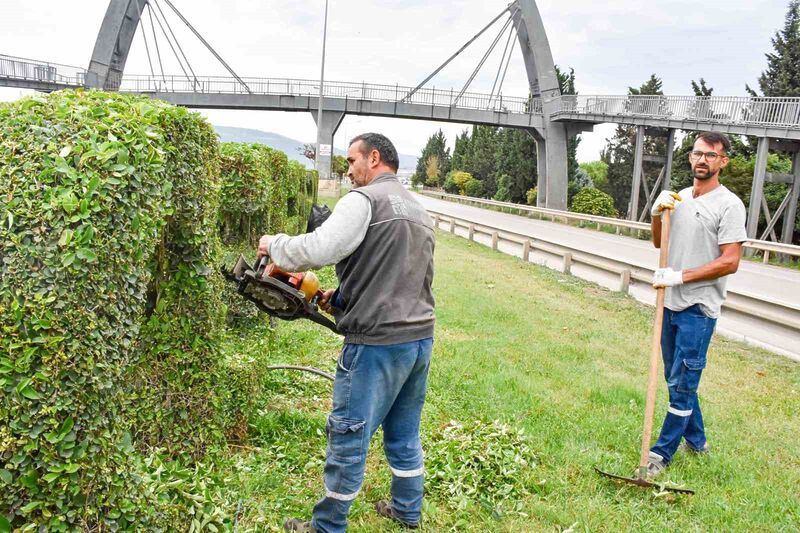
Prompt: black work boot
<box><xmin>283</xmin><ymin>518</ymin><xmax>316</xmax><ymax>532</ymax></box>
<box><xmin>374</xmin><ymin>500</ymin><xmax>419</xmax><ymax>529</ymax></box>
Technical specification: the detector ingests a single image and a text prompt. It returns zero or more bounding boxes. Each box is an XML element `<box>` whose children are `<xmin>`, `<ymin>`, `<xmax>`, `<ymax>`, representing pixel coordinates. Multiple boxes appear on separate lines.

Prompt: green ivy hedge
<box><xmin>0</xmin><ymin>90</ymin><xmax>243</xmax><ymax>529</ymax></box>
<box><xmin>286</xmin><ymin>160</ymin><xmax>315</xmax><ymax>235</ymax></box>
<box><xmin>218</xmin><ymin>142</ymin><xmax>312</xmax><ymax>244</ymax></box>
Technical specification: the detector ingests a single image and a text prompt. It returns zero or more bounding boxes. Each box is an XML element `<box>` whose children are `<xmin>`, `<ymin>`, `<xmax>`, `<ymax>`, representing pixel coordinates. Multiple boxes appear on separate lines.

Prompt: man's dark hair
<box><xmin>695</xmin><ymin>131</ymin><xmax>731</xmax><ymax>154</ymax></box>
<box><xmin>349</xmin><ymin>132</ymin><xmax>400</xmax><ymax>172</ymax></box>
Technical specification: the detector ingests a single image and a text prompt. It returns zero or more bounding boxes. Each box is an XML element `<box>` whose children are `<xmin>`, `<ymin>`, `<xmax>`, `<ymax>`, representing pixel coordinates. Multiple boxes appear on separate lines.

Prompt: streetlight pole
<box><xmin>314</xmin><ymin>0</ymin><xmax>330</xmax><ymax>203</ymax></box>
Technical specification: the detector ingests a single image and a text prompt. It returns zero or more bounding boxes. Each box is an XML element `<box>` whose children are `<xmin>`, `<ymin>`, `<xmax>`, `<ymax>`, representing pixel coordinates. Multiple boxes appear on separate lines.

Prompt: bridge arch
<box><xmin>87</xmin><ymin>0</ymin><xmax>145</xmax><ymax>90</ymax></box>
<box><xmin>512</xmin><ymin>0</ymin><xmax>568</xmax><ymax>209</ymax></box>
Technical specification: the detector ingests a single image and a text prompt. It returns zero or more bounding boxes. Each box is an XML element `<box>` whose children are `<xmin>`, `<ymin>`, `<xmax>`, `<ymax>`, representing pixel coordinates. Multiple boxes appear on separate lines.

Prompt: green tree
<box><xmin>451</xmin><ymin>129</ymin><xmax>471</xmax><ymax>171</ymax></box>
<box><xmin>332</xmin><ymin>154</ymin><xmax>348</xmax><ymax>177</ymax></box>
<box><xmin>465</xmin><ymin>125</ymin><xmax>499</xmax><ymax>197</ymax></box>
<box><xmin>556</xmin><ymin>66</ymin><xmax>580</xmax><ymax>183</ymax></box>
<box><xmin>492</xmin><ymin>128</ymin><xmax>537</xmax><ymax>203</ymax></box>
<box><xmin>579</xmin><ymin>161</ymin><xmax>608</xmax><ymax>191</ymax></box>
<box><xmin>494</xmin><ymin>174</ymin><xmax>514</xmax><ymax>202</ymax></box>
<box><xmin>747</xmin><ymin>0</ymin><xmax>800</xmax><ymax>97</ymax></box>
<box><xmin>602</xmin><ymin>74</ymin><xmax>665</xmax><ymax>217</ymax></box>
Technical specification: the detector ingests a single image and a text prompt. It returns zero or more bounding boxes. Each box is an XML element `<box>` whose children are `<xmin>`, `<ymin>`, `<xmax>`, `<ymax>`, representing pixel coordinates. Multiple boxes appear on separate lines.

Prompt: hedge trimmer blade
<box><xmin>221</xmin><ymin>255</ymin><xmax>337</xmax><ymax>333</ymax></box>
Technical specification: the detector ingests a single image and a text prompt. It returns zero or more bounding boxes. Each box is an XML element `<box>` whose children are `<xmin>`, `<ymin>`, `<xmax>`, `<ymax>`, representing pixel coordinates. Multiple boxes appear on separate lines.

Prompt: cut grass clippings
<box><xmin>220</xmin><ymin>229</ymin><xmax>800</xmax><ymax>532</ymax></box>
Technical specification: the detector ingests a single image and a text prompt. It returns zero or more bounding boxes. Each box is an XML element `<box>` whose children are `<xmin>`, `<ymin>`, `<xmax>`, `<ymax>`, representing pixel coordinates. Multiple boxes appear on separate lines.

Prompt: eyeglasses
<box><xmin>689</xmin><ymin>150</ymin><xmax>725</xmax><ymax>162</ymax></box>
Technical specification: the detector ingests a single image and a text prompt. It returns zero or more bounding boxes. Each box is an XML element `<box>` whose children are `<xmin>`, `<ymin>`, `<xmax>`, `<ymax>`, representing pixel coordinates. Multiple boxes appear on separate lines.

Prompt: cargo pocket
<box><xmin>327</xmin><ymin>415</ymin><xmax>366</xmax><ymax>464</ymax></box>
<box><xmin>677</xmin><ymin>357</ymin><xmax>706</xmax><ymax>393</ymax></box>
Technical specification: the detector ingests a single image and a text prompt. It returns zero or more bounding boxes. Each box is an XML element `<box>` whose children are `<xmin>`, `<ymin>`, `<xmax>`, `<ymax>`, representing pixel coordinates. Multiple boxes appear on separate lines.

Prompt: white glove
<box><xmin>653</xmin><ymin>267</ymin><xmax>684</xmax><ymax>288</ymax></box>
<box><xmin>651</xmin><ymin>191</ymin><xmax>682</xmax><ymax>217</ymax></box>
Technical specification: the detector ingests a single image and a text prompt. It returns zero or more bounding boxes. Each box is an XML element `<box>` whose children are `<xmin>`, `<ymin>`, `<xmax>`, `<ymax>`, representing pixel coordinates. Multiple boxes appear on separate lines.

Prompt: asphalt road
<box><xmin>415</xmin><ymin>193</ymin><xmax>800</xmax><ymax>360</ymax></box>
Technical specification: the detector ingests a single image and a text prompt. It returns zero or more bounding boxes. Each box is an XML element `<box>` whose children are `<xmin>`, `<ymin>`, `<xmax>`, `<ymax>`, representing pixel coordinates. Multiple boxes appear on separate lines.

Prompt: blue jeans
<box><xmin>311</xmin><ymin>338</ymin><xmax>433</xmax><ymax>533</ymax></box>
<box><xmin>651</xmin><ymin>304</ymin><xmax>716</xmax><ymax>465</ymax></box>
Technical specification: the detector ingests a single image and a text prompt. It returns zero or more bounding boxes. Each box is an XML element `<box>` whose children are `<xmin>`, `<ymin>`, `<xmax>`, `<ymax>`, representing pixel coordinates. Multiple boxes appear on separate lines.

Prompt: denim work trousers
<box><xmin>651</xmin><ymin>304</ymin><xmax>716</xmax><ymax>465</ymax></box>
<box><xmin>311</xmin><ymin>338</ymin><xmax>433</xmax><ymax>533</ymax></box>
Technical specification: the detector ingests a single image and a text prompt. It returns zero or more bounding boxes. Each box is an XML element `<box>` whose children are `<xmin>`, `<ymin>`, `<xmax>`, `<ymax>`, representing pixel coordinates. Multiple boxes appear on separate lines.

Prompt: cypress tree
<box><xmin>748</xmin><ymin>1</ymin><xmax>800</xmax><ymax>97</ymax></box>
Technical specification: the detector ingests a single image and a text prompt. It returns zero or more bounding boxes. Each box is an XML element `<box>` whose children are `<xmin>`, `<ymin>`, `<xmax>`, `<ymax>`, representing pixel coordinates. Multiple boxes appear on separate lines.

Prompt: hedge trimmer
<box><xmin>222</xmin><ymin>254</ymin><xmax>337</xmax><ymax>333</ymax></box>
<box><xmin>222</xmin><ymin>254</ymin><xmax>337</xmax><ymax>382</ymax></box>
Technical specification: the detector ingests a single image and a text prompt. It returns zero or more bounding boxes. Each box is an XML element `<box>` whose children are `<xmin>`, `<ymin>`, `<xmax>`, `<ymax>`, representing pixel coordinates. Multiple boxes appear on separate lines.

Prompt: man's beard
<box><xmin>693</xmin><ymin>166</ymin><xmax>714</xmax><ymax>180</ymax></box>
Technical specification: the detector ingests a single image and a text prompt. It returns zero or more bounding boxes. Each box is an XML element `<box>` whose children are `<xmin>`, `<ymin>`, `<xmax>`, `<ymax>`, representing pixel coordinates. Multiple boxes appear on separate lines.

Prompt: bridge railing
<box><xmin>117</xmin><ymin>74</ymin><xmax>538</xmax><ymax>114</ymax></box>
<box><xmin>556</xmin><ymin>94</ymin><xmax>800</xmax><ymax>129</ymax></box>
<box><xmin>0</xmin><ymin>54</ymin><xmax>85</xmax><ymax>87</ymax></box>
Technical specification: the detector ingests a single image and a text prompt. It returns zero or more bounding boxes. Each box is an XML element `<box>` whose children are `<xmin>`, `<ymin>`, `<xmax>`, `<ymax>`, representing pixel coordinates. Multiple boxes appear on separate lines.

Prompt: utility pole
<box><xmin>314</xmin><ymin>0</ymin><xmax>330</xmax><ymax>203</ymax></box>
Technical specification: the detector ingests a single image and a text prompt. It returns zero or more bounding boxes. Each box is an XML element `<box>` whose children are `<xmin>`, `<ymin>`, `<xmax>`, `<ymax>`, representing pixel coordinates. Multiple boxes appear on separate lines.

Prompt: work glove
<box><xmin>651</xmin><ymin>191</ymin><xmax>682</xmax><ymax>217</ymax></box>
<box><xmin>653</xmin><ymin>267</ymin><xmax>684</xmax><ymax>288</ymax></box>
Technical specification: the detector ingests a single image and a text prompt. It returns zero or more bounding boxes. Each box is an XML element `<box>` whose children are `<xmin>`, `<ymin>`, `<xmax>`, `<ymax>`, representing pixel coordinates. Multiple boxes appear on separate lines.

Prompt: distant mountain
<box><xmin>213</xmin><ymin>125</ymin><xmax>418</xmax><ymax>171</ymax></box>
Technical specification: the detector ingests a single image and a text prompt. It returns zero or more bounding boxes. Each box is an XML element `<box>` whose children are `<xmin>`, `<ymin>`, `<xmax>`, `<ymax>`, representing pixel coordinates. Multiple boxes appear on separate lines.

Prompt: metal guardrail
<box><xmin>117</xmin><ymin>74</ymin><xmax>540</xmax><ymax>114</ymax></box>
<box><xmin>427</xmin><ymin>210</ymin><xmax>800</xmax><ymax>336</ymax></box>
<box><xmin>422</xmin><ymin>191</ymin><xmax>800</xmax><ymax>262</ymax></box>
<box><xmin>0</xmin><ymin>54</ymin><xmax>85</xmax><ymax>86</ymax></box>
<box><xmin>556</xmin><ymin>94</ymin><xmax>800</xmax><ymax>129</ymax></box>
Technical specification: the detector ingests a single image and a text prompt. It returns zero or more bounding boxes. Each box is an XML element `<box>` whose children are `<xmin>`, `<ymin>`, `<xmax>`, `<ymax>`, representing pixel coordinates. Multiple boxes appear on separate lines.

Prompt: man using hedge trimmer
<box><xmin>257</xmin><ymin>133</ymin><xmax>436</xmax><ymax>532</ymax></box>
<box><xmin>644</xmin><ymin>131</ymin><xmax>747</xmax><ymax>478</ymax></box>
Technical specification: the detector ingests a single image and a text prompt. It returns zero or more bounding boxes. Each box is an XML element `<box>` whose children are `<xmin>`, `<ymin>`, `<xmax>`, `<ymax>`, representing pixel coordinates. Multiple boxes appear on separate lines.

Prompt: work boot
<box><xmin>283</xmin><ymin>518</ymin><xmax>315</xmax><ymax>532</ymax></box>
<box><xmin>375</xmin><ymin>500</ymin><xmax>419</xmax><ymax>529</ymax></box>
<box><xmin>638</xmin><ymin>451</ymin><xmax>666</xmax><ymax>479</ymax></box>
<box><xmin>679</xmin><ymin>441</ymin><xmax>710</xmax><ymax>454</ymax></box>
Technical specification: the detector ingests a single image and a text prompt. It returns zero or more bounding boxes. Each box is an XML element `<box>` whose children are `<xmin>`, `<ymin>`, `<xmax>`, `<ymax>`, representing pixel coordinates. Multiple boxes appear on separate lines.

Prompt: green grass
<box><xmin>219</xmin><ymin>231</ymin><xmax>800</xmax><ymax>532</ymax></box>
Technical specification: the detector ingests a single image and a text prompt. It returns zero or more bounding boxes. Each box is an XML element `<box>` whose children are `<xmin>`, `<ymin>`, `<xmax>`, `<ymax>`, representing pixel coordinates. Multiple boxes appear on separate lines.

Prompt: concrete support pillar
<box><xmin>534</xmin><ymin>137</ymin><xmax>548</xmax><ymax>208</ymax></box>
<box><xmin>543</xmin><ymin>123</ymin><xmax>569</xmax><ymax>211</ymax></box>
<box><xmin>747</xmin><ymin>137</ymin><xmax>770</xmax><ymax>239</ymax></box>
<box><xmin>629</xmin><ymin>125</ymin><xmax>645</xmax><ymax>220</ymax></box>
<box><xmin>663</xmin><ymin>128</ymin><xmax>676</xmax><ymax>191</ymax></box>
<box><xmin>783</xmin><ymin>150</ymin><xmax>800</xmax><ymax>244</ymax></box>
<box><xmin>312</xmin><ymin>108</ymin><xmax>345</xmax><ymax>184</ymax></box>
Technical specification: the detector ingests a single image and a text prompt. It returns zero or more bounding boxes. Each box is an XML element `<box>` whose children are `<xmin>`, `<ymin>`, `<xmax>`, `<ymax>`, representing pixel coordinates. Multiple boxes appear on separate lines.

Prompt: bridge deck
<box><xmin>5</xmin><ymin>54</ymin><xmax>800</xmax><ymax>136</ymax></box>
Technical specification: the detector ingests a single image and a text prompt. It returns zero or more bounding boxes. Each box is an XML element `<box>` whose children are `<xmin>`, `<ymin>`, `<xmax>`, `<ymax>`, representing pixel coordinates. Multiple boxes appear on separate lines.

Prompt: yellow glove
<box><xmin>651</xmin><ymin>191</ymin><xmax>682</xmax><ymax>217</ymax></box>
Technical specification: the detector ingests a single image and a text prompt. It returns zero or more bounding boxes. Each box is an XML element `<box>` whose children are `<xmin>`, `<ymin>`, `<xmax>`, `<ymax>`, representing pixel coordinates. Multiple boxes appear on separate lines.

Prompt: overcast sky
<box><xmin>0</xmin><ymin>0</ymin><xmax>790</xmax><ymax>162</ymax></box>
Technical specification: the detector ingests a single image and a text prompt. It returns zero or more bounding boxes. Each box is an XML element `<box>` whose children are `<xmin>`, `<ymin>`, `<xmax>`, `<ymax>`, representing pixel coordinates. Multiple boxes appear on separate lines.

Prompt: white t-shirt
<box><xmin>665</xmin><ymin>184</ymin><xmax>747</xmax><ymax>318</ymax></box>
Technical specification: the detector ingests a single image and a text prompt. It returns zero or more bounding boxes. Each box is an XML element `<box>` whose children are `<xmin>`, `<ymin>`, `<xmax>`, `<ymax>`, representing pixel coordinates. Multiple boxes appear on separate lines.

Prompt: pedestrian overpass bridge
<box><xmin>1</xmin><ymin>0</ymin><xmax>799</xmax><ymax>246</ymax></box>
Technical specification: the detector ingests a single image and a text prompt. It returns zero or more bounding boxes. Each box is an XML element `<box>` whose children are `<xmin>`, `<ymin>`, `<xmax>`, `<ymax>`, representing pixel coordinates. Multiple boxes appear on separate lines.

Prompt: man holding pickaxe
<box><xmin>645</xmin><ymin>131</ymin><xmax>747</xmax><ymax>477</ymax></box>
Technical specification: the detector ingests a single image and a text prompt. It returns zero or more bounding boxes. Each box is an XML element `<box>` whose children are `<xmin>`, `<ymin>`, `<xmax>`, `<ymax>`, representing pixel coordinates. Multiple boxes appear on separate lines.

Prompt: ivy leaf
<box><xmin>76</xmin><ymin>248</ymin><xmax>97</xmax><ymax>262</ymax></box>
<box><xmin>59</xmin><ymin>145</ymin><xmax>72</xmax><ymax>158</ymax></box>
<box><xmin>60</xmin><ymin>191</ymin><xmax>79</xmax><ymax>214</ymax></box>
<box><xmin>0</xmin><ymin>469</ymin><xmax>12</xmax><ymax>484</ymax></box>
<box><xmin>58</xmin><ymin>229</ymin><xmax>74</xmax><ymax>247</ymax></box>
<box><xmin>0</xmin><ymin>515</ymin><xmax>11</xmax><ymax>533</ymax></box>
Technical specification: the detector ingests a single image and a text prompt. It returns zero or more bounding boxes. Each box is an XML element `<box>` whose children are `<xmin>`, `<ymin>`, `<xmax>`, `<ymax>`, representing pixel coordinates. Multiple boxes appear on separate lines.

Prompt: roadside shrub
<box><xmin>424</xmin><ymin>420</ymin><xmax>536</xmax><ymax>516</ymax></box>
<box><xmin>464</xmin><ymin>178</ymin><xmax>484</xmax><ymax>198</ymax></box>
<box><xmin>526</xmin><ymin>186</ymin><xmax>537</xmax><ymax>206</ymax></box>
<box><xmin>0</xmin><ymin>90</ymin><xmax>238</xmax><ymax>529</ymax></box>
<box><xmin>493</xmin><ymin>174</ymin><xmax>513</xmax><ymax>202</ymax></box>
<box><xmin>443</xmin><ymin>173</ymin><xmax>459</xmax><ymax>194</ymax></box>
<box><xmin>570</xmin><ymin>187</ymin><xmax>619</xmax><ymax>218</ymax></box>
